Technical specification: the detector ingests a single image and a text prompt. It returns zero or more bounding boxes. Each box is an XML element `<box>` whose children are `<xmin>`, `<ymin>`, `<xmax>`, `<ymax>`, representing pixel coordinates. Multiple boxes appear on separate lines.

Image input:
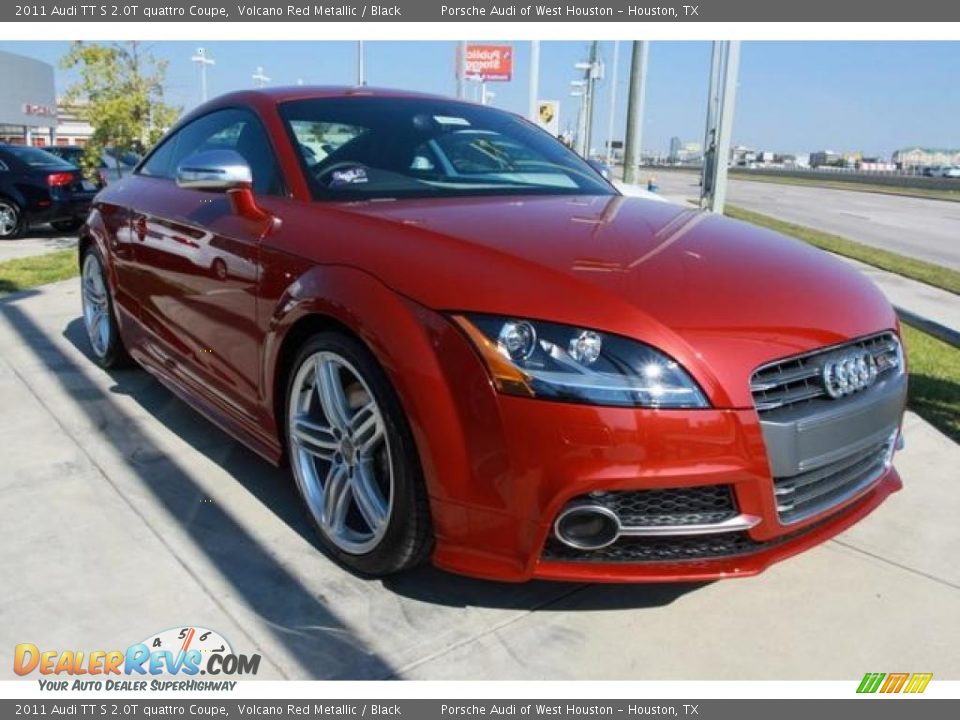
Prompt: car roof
<box><xmin>211</xmin><ymin>85</ymin><xmax>458</xmax><ymax>105</ymax></box>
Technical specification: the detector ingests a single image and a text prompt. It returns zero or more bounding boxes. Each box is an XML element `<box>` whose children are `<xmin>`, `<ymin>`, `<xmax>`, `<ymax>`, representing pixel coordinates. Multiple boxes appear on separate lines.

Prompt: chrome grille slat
<box><xmin>774</xmin><ymin>442</ymin><xmax>884</xmax><ymax>495</ymax></box>
<box><xmin>750</xmin><ymin>332</ymin><xmax>901</xmax><ymax>415</ymax></box>
<box><xmin>778</xmin><ymin>452</ymin><xmax>884</xmax><ymax>511</ymax></box>
<box><xmin>750</xmin><ymin>366</ymin><xmax>821</xmax><ymax>392</ymax></box>
<box><xmin>774</xmin><ymin>437</ymin><xmax>893</xmax><ymax>524</ymax></box>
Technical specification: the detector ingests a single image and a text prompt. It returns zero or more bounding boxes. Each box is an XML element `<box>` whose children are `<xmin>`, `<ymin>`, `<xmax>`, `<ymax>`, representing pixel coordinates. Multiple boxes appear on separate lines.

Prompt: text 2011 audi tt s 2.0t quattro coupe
<box><xmin>78</xmin><ymin>87</ymin><xmax>907</xmax><ymax>582</ymax></box>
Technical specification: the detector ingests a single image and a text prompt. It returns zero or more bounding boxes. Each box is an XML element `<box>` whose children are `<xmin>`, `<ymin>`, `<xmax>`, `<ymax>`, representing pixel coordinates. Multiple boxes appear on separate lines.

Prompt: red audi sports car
<box><xmin>79</xmin><ymin>88</ymin><xmax>906</xmax><ymax>582</ymax></box>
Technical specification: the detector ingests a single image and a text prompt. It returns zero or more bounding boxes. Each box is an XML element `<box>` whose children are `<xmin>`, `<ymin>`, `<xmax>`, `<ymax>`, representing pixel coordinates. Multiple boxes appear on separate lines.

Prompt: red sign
<box><xmin>22</xmin><ymin>103</ymin><xmax>56</xmax><ymax>118</ymax></box>
<box><xmin>464</xmin><ymin>44</ymin><xmax>513</xmax><ymax>82</ymax></box>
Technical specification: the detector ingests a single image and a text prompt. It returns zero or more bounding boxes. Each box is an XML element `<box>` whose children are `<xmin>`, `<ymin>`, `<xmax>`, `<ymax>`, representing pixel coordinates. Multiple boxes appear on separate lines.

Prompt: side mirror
<box><xmin>175</xmin><ymin>149</ymin><xmax>253</xmax><ymax>191</ymax></box>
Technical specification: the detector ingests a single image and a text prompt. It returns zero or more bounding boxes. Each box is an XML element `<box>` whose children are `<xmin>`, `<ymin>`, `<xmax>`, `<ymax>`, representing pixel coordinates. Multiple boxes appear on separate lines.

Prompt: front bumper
<box><xmin>420</xmin><ymin>325</ymin><xmax>904</xmax><ymax>583</ymax></box>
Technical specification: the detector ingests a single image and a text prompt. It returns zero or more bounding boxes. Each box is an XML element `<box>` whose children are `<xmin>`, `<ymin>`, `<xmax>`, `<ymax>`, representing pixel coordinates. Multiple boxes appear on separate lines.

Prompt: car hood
<box><xmin>329</xmin><ymin>194</ymin><xmax>898</xmax><ymax>408</ymax></box>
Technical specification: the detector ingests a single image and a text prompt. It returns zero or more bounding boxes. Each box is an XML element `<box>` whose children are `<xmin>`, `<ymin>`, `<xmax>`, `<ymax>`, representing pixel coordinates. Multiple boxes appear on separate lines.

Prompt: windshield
<box><xmin>6</xmin><ymin>146</ymin><xmax>74</xmax><ymax>170</ymax></box>
<box><xmin>280</xmin><ymin>96</ymin><xmax>615</xmax><ymax>201</ymax></box>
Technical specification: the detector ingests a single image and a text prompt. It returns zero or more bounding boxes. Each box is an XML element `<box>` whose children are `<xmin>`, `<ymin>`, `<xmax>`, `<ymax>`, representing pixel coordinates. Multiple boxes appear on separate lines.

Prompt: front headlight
<box><xmin>452</xmin><ymin>314</ymin><xmax>709</xmax><ymax>408</ymax></box>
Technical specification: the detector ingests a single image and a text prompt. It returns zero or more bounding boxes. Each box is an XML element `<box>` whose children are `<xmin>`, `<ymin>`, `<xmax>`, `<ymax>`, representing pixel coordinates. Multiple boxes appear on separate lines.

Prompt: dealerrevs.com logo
<box><xmin>14</xmin><ymin>626</ymin><xmax>261</xmax><ymax>691</ymax></box>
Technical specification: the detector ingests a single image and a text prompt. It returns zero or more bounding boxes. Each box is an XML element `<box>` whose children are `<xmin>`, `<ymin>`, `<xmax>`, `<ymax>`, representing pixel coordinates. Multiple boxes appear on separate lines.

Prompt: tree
<box><xmin>60</xmin><ymin>41</ymin><xmax>180</xmax><ymax>179</ymax></box>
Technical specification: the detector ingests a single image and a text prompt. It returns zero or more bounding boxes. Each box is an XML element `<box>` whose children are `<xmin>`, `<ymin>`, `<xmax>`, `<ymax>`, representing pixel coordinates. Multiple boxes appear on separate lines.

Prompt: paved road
<box><xmin>1</xmin><ymin>280</ymin><xmax>957</xmax><ymax>680</ymax></box>
<box><xmin>649</xmin><ymin>170</ymin><xmax>960</xmax><ymax>271</ymax></box>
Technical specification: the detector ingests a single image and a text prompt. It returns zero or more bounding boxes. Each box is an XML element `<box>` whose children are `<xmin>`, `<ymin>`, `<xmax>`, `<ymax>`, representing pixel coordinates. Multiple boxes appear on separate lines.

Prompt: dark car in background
<box><xmin>0</xmin><ymin>144</ymin><xmax>98</xmax><ymax>239</ymax></box>
<box><xmin>46</xmin><ymin>145</ymin><xmax>141</xmax><ymax>186</ymax></box>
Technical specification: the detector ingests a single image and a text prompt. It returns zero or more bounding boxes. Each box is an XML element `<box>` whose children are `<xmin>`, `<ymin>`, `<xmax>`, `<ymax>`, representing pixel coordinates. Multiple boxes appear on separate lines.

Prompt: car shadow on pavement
<box><xmin>57</xmin><ymin>316</ymin><xmax>704</xmax><ymax>618</ymax></box>
<box><xmin>384</xmin><ymin>566</ymin><xmax>706</xmax><ymax>611</ymax></box>
<box><xmin>1</xmin><ymin>299</ymin><xmax>399</xmax><ymax>679</ymax></box>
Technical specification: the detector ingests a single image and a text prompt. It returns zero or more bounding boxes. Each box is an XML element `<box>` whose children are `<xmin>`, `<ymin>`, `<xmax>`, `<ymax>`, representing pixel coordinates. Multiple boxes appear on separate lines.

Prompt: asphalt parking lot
<box><xmin>1</xmin><ymin>279</ymin><xmax>959</xmax><ymax>680</ymax></box>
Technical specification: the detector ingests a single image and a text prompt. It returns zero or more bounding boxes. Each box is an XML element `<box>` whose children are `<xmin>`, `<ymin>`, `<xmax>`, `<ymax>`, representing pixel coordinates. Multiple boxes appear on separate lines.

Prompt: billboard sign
<box><xmin>536</xmin><ymin>100</ymin><xmax>560</xmax><ymax>136</ymax></box>
<box><xmin>464</xmin><ymin>44</ymin><xmax>513</xmax><ymax>82</ymax></box>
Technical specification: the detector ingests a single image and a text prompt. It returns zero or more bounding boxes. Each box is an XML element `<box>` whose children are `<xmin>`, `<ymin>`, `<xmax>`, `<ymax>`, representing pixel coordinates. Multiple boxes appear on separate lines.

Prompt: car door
<box><xmin>128</xmin><ymin>108</ymin><xmax>287</xmax><ymax>426</ymax></box>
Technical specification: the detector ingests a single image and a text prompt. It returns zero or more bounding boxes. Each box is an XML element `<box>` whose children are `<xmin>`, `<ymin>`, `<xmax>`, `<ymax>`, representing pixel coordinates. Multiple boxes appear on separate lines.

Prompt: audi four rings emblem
<box><xmin>822</xmin><ymin>350</ymin><xmax>879</xmax><ymax>398</ymax></box>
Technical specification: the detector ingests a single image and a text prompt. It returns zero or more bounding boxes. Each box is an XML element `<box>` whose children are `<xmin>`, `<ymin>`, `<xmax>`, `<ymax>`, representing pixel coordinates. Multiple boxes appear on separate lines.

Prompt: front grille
<box><xmin>750</xmin><ymin>333</ymin><xmax>901</xmax><ymax>413</ymax></box>
<box><xmin>541</xmin><ymin>512</ymin><xmax>835</xmax><ymax>563</ymax></box>
<box><xmin>583</xmin><ymin>486</ymin><xmax>737</xmax><ymax>527</ymax></box>
<box><xmin>775</xmin><ymin>436</ymin><xmax>893</xmax><ymax>524</ymax></box>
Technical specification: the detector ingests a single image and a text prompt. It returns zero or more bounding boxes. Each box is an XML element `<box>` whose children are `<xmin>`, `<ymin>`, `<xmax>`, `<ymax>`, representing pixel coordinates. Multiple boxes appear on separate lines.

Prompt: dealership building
<box><xmin>0</xmin><ymin>49</ymin><xmax>93</xmax><ymax>147</ymax></box>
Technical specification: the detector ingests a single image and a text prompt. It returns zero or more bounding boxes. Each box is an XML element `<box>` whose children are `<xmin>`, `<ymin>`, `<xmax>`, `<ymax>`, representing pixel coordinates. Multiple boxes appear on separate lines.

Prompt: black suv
<box><xmin>0</xmin><ymin>144</ymin><xmax>98</xmax><ymax>239</ymax></box>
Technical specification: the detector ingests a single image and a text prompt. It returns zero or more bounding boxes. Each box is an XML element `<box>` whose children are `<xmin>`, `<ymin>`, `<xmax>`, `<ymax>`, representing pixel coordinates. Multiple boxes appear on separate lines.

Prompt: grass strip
<box><xmin>0</xmin><ymin>249</ymin><xmax>79</xmax><ymax>295</ymax></box>
<box><xmin>725</xmin><ymin>205</ymin><xmax>960</xmax><ymax>296</ymax></box>
<box><xmin>901</xmin><ymin>324</ymin><xmax>960</xmax><ymax>444</ymax></box>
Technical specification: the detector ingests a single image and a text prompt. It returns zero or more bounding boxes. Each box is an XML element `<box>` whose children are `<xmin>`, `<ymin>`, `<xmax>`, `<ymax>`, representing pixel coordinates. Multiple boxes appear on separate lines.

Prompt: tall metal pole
<box><xmin>456</xmin><ymin>41</ymin><xmax>467</xmax><ymax>99</ymax></box>
<box><xmin>622</xmin><ymin>41</ymin><xmax>649</xmax><ymax>185</ymax></box>
<box><xmin>605</xmin><ymin>40</ymin><xmax>620</xmax><ymax>166</ymax></box>
<box><xmin>700</xmin><ymin>41</ymin><xmax>723</xmax><ymax>205</ymax></box>
<box><xmin>528</xmin><ymin>40</ymin><xmax>540</xmax><ymax>122</ymax></box>
<box><xmin>357</xmin><ymin>41</ymin><xmax>366</xmax><ymax>86</ymax></box>
<box><xmin>191</xmin><ymin>47</ymin><xmax>215</xmax><ymax>103</ymax></box>
<box><xmin>583</xmin><ymin>40</ymin><xmax>599</xmax><ymax>158</ymax></box>
<box><xmin>708</xmin><ymin>41</ymin><xmax>741</xmax><ymax>214</ymax></box>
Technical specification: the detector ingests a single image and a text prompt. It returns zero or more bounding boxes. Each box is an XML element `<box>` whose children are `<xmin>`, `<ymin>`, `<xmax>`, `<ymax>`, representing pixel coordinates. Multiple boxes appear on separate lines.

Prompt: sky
<box><xmin>1</xmin><ymin>40</ymin><xmax>958</xmax><ymax>157</ymax></box>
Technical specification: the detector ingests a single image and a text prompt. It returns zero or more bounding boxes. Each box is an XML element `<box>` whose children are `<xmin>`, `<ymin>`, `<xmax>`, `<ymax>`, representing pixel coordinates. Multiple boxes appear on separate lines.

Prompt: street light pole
<box><xmin>605</xmin><ymin>40</ymin><xmax>619</xmax><ymax>165</ymax></box>
<box><xmin>252</xmin><ymin>66</ymin><xmax>270</xmax><ymax>88</ymax></box>
<box><xmin>456</xmin><ymin>41</ymin><xmax>467</xmax><ymax>99</ymax></box>
<box><xmin>191</xmin><ymin>47</ymin><xmax>215</xmax><ymax>103</ymax></box>
<box><xmin>700</xmin><ymin>41</ymin><xmax>723</xmax><ymax>205</ymax></box>
<box><xmin>708</xmin><ymin>41</ymin><xmax>741</xmax><ymax>214</ymax></box>
<box><xmin>622</xmin><ymin>41</ymin><xmax>649</xmax><ymax>184</ymax></box>
<box><xmin>583</xmin><ymin>40</ymin><xmax>599</xmax><ymax>158</ymax></box>
<box><xmin>357</xmin><ymin>41</ymin><xmax>366</xmax><ymax>86</ymax></box>
<box><xmin>528</xmin><ymin>40</ymin><xmax>540</xmax><ymax>123</ymax></box>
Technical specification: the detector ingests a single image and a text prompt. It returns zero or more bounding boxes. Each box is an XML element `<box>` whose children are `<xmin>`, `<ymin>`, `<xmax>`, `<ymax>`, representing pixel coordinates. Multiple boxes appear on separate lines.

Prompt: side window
<box><xmin>140</xmin><ymin>135</ymin><xmax>178</xmax><ymax>178</ymax></box>
<box><xmin>140</xmin><ymin>109</ymin><xmax>284</xmax><ymax>196</ymax></box>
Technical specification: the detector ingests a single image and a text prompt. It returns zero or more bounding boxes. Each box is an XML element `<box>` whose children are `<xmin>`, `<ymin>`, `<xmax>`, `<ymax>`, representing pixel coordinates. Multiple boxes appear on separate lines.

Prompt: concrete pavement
<box><xmin>1</xmin><ymin>280</ymin><xmax>958</xmax><ymax>680</ymax></box>
<box><xmin>648</xmin><ymin>168</ymin><xmax>960</xmax><ymax>271</ymax></box>
<box><xmin>0</xmin><ymin>229</ymin><xmax>76</xmax><ymax>262</ymax></box>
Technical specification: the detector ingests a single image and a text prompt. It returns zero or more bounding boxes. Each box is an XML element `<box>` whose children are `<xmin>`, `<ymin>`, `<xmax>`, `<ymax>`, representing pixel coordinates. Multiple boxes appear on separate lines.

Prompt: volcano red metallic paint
<box><xmin>80</xmin><ymin>88</ymin><xmax>904</xmax><ymax>582</ymax></box>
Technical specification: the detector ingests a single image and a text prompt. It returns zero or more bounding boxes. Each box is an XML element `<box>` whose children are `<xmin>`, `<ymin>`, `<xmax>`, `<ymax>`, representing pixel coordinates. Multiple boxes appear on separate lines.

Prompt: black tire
<box><xmin>80</xmin><ymin>245</ymin><xmax>133</xmax><ymax>369</ymax></box>
<box><xmin>51</xmin><ymin>218</ymin><xmax>83</xmax><ymax>233</ymax></box>
<box><xmin>285</xmin><ymin>331</ymin><xmax>433</xmax><ymax>576</ymax></box>
<box><xmin>0</xmin><ymin>197</ymin><xmax>25</xmax><ymax>240</ymax></box>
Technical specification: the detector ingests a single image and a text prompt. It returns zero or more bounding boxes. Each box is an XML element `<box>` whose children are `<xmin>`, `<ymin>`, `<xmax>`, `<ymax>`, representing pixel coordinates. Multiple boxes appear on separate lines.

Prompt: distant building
<box><xmin>730</xmin><ymin>145</ymin><xmax>756</xmax><ymax>166</ymax></box>
<box><xmin>0</xmin><ymin>101</ymin><xmax>94</xmax><ymax>147</ymax></box>
<box><xmin>0</xmin><ymin>50</ymin><xmax>57</xmax><ymax>146</ymax></box>
<box><xmin>810</xmin><ymin>150</ymin><xmax>842</xmax><ymax>168</ymax></box>
<box><xmin>668</xmin><ymin>136</ymin><xmax>683</xmax><ymax>162</ymax></box>
<box><xmin>893</xmin><ymin>147</ymin><xmax>960</xmax><ymax>169</ymax></box>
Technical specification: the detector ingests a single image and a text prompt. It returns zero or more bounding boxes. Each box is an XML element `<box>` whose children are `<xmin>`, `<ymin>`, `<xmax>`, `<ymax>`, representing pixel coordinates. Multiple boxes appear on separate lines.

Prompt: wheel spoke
<box><xmin>350</xmin><ymin>402</ymin><xmax>384</xmax><ymax>455</ymax></box>
<box><xmin>292</xmin><ymin>416</ymin><xmax>338</xmax><ymax>460</ymax></box>
<box><xmin>314</xmin><ymin>357</ymin><xmax>351</xmax><ymax>431</ymax></box>
<box><xmin>321</xmin><ymin>463</ymin><xmax>351</xmax><ymax>532</ymax></box>
<box><xmin>351</xmin><ymin>460</ymin><xmax>388</xmax><ymax>531</ymax></box>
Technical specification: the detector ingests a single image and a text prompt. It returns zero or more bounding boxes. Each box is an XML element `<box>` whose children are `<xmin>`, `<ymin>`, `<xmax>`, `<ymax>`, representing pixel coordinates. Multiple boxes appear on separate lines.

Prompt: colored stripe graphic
<box><xmin>904</xmin><ymin>673</ymin><xmax>933</xmax><ymax>694</ymax></box>
<box><xmin>857</xmin><ymin>672</ymin><xmax>885</xmax><ymax>693</ymax></box>
<box><xmin>880</xmin><ymin>673</ymin><xmax>909</xmax><ymax>693</ymax></box>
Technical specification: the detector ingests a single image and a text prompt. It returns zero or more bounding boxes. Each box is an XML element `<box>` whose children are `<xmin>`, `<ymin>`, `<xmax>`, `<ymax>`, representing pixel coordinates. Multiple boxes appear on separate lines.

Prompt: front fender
<box><xmin>261</xmin><ymin>264</ymin><xmax>478</xmax><ymax>514</ymax></box>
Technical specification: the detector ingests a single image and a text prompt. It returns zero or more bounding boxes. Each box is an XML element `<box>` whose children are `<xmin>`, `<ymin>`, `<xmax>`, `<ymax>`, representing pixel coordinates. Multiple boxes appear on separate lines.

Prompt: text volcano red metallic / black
<box><xmin>78</xmin><ymin>87</ymin><xmax>907</xmax><ymax>582</ymax></box>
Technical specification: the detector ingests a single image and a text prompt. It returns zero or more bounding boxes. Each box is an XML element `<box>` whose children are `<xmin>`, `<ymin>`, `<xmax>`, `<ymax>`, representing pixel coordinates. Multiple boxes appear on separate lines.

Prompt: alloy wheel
<box><xmin>81</xmin><ymin>252</ymin><xmax>112</xmax><ymax>358</ymax></box>
<box><xmin>288</xmin><ymin>351</ymin><xmax>394</xmax><ymax>555</ymax></box>
<box><xmin>0</xmin><ymin>201</ymin><xmax>19</xmax><ymax>237</ymax></box>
